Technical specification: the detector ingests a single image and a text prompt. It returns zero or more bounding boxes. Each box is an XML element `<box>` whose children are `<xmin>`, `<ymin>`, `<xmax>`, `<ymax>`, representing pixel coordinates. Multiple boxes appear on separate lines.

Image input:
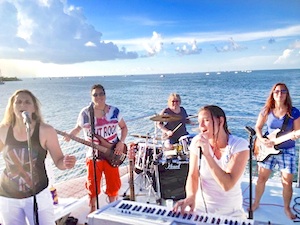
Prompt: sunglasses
<box><xmin>273</xmin><ymin>90</ymin><xmax>287</xmax><ymax>94</ymax></box>
<box><xmin>172</xmin><ymin>100</ymin><xmax>179</xmax><ymax>103</ymax></box>
<box><xmin>92</xmin><ymin>92</ymin><xmax>105</xmax><ymax>97</ymax></box>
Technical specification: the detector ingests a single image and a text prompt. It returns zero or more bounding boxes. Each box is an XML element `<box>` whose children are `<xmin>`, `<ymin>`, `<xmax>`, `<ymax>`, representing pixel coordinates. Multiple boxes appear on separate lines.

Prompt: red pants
<box><xmin>85</xmin><ymin>158</ymin><xmax>121</xmax><ymax>198</ymax></box>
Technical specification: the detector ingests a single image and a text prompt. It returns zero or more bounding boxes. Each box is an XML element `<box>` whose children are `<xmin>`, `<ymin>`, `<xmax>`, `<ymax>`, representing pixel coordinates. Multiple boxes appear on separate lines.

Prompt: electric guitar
<box><xmin>56</xmin><ymin>129</ymin><xmax>127</xmax><ymax>167</ymax></box>
<box><xmin>254</xmin><ymin>128</ymin><xmax>300</xmax><ymax>162</ymax></box>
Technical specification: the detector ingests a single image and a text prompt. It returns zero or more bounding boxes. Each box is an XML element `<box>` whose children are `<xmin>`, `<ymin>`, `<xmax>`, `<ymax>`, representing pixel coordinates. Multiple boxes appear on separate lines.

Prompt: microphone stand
<box><xmin>25</xmin><ymin>120</ymin><xmax>39</xmax><ymax>225</ymax></box>
<box><xmin>89</xmin><ymin>104</ymin><xmax>99</xmax><ymax>210</ymax></box>
<box><xmin>245</xmin><ymin>126</ymin><xmax>256</xmax><ymax>220</ymax></box>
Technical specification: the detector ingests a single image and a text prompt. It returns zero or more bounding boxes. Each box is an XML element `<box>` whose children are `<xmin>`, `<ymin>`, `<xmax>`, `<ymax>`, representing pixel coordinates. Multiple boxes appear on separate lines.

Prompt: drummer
<box><xmin>157</xmin><ymin>93</ymin><xmax>192</xmax><ymax>150</ymax></box>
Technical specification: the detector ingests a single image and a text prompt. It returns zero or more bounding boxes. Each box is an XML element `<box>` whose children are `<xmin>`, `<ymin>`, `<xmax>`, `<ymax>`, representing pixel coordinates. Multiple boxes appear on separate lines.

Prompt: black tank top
<box><xmin>0</xmin><ymin>123</ymin><xmax>48</xmax><ymax>198</ymax></box>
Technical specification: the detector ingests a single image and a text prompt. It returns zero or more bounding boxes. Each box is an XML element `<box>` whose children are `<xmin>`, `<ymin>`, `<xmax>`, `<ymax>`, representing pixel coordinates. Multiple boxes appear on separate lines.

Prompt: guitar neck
<box><xmin>273</xmin><ymin>130</ymin><xmax>300</xmax><ymax>145</ymax></box>
<box><xmin>55</xmin><ymin>129</ymin><xmax>107</xmax><ymax>152</ymax></box>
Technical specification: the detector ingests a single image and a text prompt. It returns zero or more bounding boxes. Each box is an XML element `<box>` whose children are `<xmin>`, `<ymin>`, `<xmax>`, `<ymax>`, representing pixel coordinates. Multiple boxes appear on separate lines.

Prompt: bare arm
<box><xmin>173</xmin><ymin>141</ymin><xmax>199</xmax><ymax>214</ymax></box>
<box><xmin>255</xmin><ymin>112</ymin><xmax>267</xmax><ymax>141</ymax></box>
<box><xmin>203</xmin><ymin>150</ymin><xmax>248</xmax><ymax>191</ymax></box>
<box><xmin>114</xmin><ymin>118</ymin><xmax>128</xmax><ymax>155</ymax></box>
<box><xmin>292</xmin><ymin>117</ymin><xmax>300</xmax><ymax>139</ymax></box>
<box><xmin>63</xmin><ymin>124</ymin><xmax>82</xmax><ymax>142</ymax></box>
<box><xmin>118</xmin><ymin>118</ymin><xmax>128</xmax><ymax>143</ymax></box>
<box><xmin>0</xmin><ymin>125</ymin><xmax>7</xmax><ymax>153</ymax></box>
<box><xmin>185</xmin><ymin>150</ymin><xmax>199</xmax><ymax>198</ymax></box>
<box><xmin>294</xmin><ymin>117</ymin><xmax>300</xmax><ymax>131</ymax></box>
<box><xmin>40</xmin><ymin>123</ymin><xmax>76</xmax><ymax>170</ymax></box>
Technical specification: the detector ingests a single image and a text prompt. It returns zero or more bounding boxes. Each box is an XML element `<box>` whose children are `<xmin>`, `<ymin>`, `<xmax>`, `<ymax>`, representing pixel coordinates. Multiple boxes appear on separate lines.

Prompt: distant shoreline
<box><xmin>1</xmin><ymin>77</ymin><xmax>22</xmax><ymax>81</ymax></box>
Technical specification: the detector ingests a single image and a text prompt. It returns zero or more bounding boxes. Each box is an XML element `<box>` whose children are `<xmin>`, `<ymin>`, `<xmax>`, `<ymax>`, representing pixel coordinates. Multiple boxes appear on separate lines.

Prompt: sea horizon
<box><xmin>10</xmin><ymin>68</ymin><xmax>300</xmax><ymax>79</ymax></box>
<box><xmin>1</xmin><ymin>68</ymin><xmax>300</xmax><ymax>182</ymax></box>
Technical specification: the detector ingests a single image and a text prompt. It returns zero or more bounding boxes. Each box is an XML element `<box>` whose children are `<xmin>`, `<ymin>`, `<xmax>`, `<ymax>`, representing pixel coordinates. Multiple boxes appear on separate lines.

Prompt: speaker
<box><xmin>157</xmin><ymin>162</ymin><xmax>189</xmax><ymax>201</ymax></box>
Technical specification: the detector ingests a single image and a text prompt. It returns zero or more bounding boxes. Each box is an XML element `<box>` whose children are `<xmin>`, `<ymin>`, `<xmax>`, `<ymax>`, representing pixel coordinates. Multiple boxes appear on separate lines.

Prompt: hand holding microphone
<box><xmin>196</xmin><ymin>133</ymin><xmax>209</xmax><ymax>158</ymax></box>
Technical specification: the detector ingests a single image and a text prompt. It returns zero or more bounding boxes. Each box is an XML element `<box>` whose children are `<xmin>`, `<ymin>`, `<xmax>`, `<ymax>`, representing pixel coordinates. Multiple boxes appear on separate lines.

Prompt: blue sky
<box><xmin>0</xmin><ymin>0</ymin><xmax>299</xmax><ymax>77</ymax></box>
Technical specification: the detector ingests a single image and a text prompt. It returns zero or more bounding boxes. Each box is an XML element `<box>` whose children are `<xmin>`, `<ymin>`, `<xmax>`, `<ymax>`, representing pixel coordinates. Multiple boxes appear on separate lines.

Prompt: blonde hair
<box><xmin>167</xmin><ymin>93</ymin><xmax>181</xmax><ymax>108</ymax></box>
<box><xmin>1</xmin><ymin>89</ymin><xmax>44</xmax><ymax>126</ymax></box>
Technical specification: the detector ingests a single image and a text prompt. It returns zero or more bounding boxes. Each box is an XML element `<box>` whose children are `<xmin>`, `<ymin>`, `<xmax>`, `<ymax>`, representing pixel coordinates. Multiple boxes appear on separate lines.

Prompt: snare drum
<box><xmin>178</xmin><ymin>134</ymin><xmax>196</xmax><ymax>155</ymax></box>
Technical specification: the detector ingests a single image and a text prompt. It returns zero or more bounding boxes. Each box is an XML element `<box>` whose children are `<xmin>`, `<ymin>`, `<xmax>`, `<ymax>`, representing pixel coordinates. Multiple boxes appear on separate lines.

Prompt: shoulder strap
<box><xmin>281</xmin><ymin>114</ymin><xmax>289</xmax><ymax>132</ymax></box>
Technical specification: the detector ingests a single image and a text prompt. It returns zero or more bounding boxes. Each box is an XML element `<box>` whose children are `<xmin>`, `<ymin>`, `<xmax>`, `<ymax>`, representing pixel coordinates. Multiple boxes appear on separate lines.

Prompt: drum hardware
<box><xmin>124</xmin><ymin>140</ymin><xmax>160</xmax><ymax>203</ymax></box>
<box><xmin>178</xmin><ymin>134</ymin><xmax>195</xmax><ymax>154</ymax></box>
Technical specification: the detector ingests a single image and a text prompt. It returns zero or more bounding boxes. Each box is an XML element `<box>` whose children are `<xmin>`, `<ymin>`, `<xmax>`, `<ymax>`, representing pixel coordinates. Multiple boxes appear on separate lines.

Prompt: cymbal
<box><xmin>150</xmin><ymin>114</ymin><xmax>182</xmax><ymax>122</ymax></box>
<box><xmin>130</xmin><ymin>134</ymin><xmax>152</xmax><ymax>139</ymax></box>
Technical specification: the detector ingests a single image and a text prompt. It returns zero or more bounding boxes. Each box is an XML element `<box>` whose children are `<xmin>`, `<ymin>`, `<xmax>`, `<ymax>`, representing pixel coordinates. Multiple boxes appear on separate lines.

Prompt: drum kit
<box><xmin>126</xmin><ymin>114</ymin><xmax>196</xmax><ymax>202</ymax></box>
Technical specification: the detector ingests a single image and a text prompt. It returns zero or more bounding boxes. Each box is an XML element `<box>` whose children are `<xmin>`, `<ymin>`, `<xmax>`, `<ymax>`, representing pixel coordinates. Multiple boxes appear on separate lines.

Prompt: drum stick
<box><xmin>186</xmin><ymin>114</ymin><xmax>198</xmax><ymax>119</ymax></box>
<box><xmin>172</xmin><ymin>122</ymin><xmax>182</xmax><ymax>134</ymax></box>
<box><xmin>162</xmin><ymin>122</ymin><xmax>182</xmax><ymax>140</ymax></box>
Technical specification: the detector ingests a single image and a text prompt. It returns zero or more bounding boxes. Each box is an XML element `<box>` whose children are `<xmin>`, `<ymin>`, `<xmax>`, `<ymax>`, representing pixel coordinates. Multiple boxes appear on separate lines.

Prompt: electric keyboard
<box><xmin>88</xmin><ymin>200</ymin><xmax>261</xmax><ymax>225</ymax></box>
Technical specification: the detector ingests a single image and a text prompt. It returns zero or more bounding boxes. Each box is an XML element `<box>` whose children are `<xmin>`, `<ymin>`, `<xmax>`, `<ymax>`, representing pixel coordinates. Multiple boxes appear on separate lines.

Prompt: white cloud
<box><xmin>142</xmin><ymin>31</ymin><xmax>163</xmax><ymax>57</ymax></box>
<box><xmin>274</xmin><ymin>49</ymin><xmax>294</xmax><ymax>64</ymax></box>
<box><xmin>274</xmin><ymin>39</ymin><xmax>300</xmax><ymax>65</ymax></box>
<box><xmin>0</xmin><ymin>0</ymin><xmax>138</xmax><ymax>64</ymax></box>
<box><xmin>175</xmin><ymin>39</ymin><xmax>202</xmax><ymax>56</ymax></box>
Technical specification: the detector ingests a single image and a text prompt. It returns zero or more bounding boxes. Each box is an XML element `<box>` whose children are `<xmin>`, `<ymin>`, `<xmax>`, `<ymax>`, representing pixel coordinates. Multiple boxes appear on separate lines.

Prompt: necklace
<box><xmin>95</xmin><ymin>105</ymin><xmax>106</xmax><ymax>116</ymax></box>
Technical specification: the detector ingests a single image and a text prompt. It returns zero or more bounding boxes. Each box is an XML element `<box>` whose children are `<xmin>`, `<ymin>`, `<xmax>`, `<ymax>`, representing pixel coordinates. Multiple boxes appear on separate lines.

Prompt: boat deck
<box><xmin>53</xmin><ymin>166</ymin><xmax>300</xmax><ymax>225</ymax></box>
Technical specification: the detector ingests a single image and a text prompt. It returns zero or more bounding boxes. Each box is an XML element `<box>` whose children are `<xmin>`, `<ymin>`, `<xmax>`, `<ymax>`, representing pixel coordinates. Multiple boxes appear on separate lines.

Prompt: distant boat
<box><xmin>160</xmin><ymin>75</ymin><xmax>164</xmax><ymax>78</ymax></box>
<box><xmin>205</xmin><ymin>72</ymin><xmax>210</xmax><ymax>75</ymax></box>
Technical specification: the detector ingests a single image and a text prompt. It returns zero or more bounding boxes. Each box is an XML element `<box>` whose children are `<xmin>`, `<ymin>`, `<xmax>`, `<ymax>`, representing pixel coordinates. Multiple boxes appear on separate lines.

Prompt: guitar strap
<box><xmin>274</xmin><ymin>114</ymin><xmax>290</xmax><ymax>150</ymax></box>
<box><xmin>264</xmin><ymin>114</ymin><xmax>289</xmax><ymax>138</ymax></box>
<box><xmin>281</xmin><ymin>114</ymin><xmax>290</xmax><ymax>132</ymax></box>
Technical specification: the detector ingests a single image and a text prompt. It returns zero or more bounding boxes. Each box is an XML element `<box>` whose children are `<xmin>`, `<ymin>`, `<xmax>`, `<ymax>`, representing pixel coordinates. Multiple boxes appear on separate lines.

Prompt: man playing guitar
<box><xmin>64</xmin><ymin>84</ymin><xmax>128</xmax><ymax>213</ymax></box>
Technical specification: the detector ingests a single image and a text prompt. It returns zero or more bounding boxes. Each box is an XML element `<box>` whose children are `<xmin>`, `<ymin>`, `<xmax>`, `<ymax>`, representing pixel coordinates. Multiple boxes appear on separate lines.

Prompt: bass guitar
<box><xmin>254</xmin><ymin>128</ymin><xmax>300</xmax><ymax>162</ymax></box>
<box><xmin>56</xmin><ymin>129</ymin><xmax>127</xmax><ymax>167</ymax></box>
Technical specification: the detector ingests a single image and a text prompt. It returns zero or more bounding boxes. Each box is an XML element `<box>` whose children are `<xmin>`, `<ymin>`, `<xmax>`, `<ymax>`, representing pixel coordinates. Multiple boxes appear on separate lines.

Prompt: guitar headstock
<box><xmin>128</xmin><ymin>142</ymin><xmax>137</xmax><ymax>160</ymax></box>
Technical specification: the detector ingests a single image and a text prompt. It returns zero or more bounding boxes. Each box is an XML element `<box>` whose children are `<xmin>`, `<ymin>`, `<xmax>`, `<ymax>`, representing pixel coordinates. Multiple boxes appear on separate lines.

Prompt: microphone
<box><xmin>245</xmin><ymin>126</ymin><xmax>256</xmax><ymax>136</ymax></box>
<box><xmin>22</xmin><ymin>111</ymin><xmax>31</xmax><ymax>124</ymax></box>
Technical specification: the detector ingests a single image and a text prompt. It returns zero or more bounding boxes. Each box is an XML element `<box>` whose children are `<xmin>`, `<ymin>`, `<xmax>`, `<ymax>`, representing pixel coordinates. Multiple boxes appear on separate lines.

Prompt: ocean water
<box><xmin>0</xmin><ymin>69</ymin><xmax>300</xmax><ymax>182</ymax></box>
